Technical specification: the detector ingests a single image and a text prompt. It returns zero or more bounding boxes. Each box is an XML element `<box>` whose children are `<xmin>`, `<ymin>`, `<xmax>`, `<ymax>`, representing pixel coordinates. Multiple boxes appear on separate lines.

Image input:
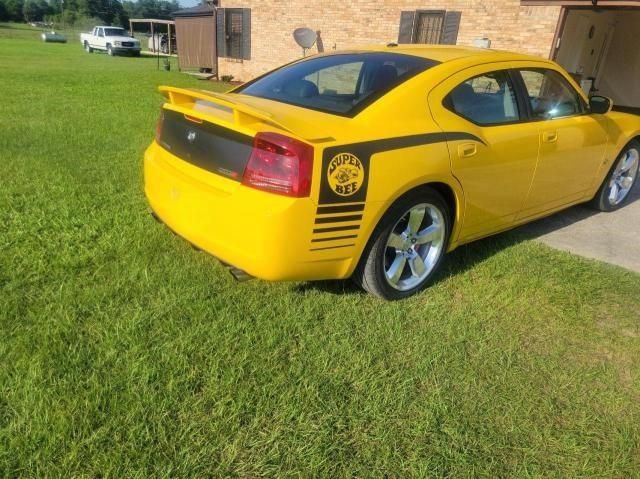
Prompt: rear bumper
<box><xmin>144</xmin><ymin>141</ymin><xmax>357</xmax><ymax>281</ymax></box>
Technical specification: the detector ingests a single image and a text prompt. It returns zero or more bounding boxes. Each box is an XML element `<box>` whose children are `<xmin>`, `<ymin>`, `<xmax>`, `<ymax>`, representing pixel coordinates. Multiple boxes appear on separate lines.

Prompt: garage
<box><xmin>551</xmin><ymin>2</ymin><xmax>640</xmax><ymax>113</ymax></box>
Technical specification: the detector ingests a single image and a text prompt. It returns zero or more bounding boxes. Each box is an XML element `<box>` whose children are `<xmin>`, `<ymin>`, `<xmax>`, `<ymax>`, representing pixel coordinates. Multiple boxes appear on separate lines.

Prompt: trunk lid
<box><xmin>159</xmin><ymin>86</ymin><xmax>336</xmax><ymax>141</ymax></box>
<box><xmin>157</xmin><ymin>86</ymin><xmax>342</xmax><ymax>182</ymax></box>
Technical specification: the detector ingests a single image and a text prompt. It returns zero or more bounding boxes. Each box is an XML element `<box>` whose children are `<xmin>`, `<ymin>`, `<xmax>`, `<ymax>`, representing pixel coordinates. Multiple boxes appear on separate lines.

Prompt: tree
<box><xmin>23</xmin><ymin>0</ymin><xmax>51</xmax><ymax>21</ymax></box>
<box><xmin>0</xmin><ymin>0</ymin><xmax>9</xmax><ymax>21</ymax></box>
<box><xmin>123</xmin><ymin>0</ymin><xmax>179</xmax><ymax>21</ymax></box>
<box><xmin>4</xmin><ymin>0</ymin><xmax>24</xmax><ymax>21</ymax></box>
<box><xmin>23</xmin><ymin>0</ymin><xmax>40</xmax><ymax>21</ymax></box>
<box><xmin>75</xmin><ymin>0</ymin><xmax>126</xmax><ymax>25</ymax></box>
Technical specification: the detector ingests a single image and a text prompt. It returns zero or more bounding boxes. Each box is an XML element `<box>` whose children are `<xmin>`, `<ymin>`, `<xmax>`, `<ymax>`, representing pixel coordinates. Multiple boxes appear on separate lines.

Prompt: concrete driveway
<box><xmin>519</xmin><ymin>186</ymin><xmax>640</xmax><ymax>273</ymax></box>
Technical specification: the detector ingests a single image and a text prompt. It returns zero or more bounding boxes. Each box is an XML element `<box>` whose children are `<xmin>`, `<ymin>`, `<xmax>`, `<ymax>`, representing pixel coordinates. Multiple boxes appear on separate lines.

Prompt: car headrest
<box><xmin>369</xmin><ymin>64</ymin><xmax>398</xmax><ymax>92</ymax></box>
<box><xmin>451</xmin><ymin>83</ymin><xmax>477</xmax><ymax>106</ymax></box>
<box><xmin>283</xmin><ymin>79</ymin><xmax>319</xmax><ymax>98</ymax></box>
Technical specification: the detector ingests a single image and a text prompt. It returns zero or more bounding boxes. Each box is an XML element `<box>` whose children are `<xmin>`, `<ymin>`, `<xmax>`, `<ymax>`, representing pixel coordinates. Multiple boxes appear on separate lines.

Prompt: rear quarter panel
<box><xmin>311</xmin><ymin>72</ymin><xmax>466</xmax><ymax>277</ymax></box>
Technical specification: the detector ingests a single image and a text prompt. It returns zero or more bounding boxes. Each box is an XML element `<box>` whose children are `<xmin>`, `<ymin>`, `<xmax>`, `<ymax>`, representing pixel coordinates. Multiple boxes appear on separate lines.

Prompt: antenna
<box><xmin>293</xmin><ymin>27</ymin><xmax>317</xmax><ymax>57</ymax></box>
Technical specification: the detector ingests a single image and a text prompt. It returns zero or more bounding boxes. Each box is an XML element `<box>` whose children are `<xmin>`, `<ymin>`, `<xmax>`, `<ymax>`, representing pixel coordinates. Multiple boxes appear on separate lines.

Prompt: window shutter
<box><xmin>440</xmin><ymin>11</ymin><xmax>461</xmax><ymax>45</ymax></box>
<box><xmin>242</xmin><ymin>8</ymin><xmax>251</xmax><ymax>60</ymax></box>
<box><xmin>398</xmin><ymin>11</ymin><xmax>416</xmax><ymax>44</ymax></box>
<box><xmin>216</xmin><ymin>8</ymin><xmax>226</xmax><ymax>57</ymax></box>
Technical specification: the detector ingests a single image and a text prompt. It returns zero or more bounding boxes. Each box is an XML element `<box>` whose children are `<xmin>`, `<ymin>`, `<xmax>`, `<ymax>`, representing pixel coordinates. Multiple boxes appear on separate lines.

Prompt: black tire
<box><xmin>353</xmin><ymin>187</ymin><xmax>451</xmax><ymax>300</ymax></box>
<box><xmin>84</xmin><ymin>41</ymin><xmax>93</xmax><ymax>53</ymax></box>
<box><xmin>107</xmin><ymin>44</ymin><xmax>114</xmax><ymax>56</ymax></box>
<box><xmin>590</xmin><ymin>139</ymin><xmax>640</xmax><ymax>212</ymax></box>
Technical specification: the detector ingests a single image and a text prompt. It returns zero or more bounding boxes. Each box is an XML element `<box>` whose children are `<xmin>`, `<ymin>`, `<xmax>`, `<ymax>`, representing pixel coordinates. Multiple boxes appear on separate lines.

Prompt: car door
<box><xmin>97</xmin><ymin>28</ymin><xmax>105</xmax><ymax>48</ymax></box>
<box><xmin>429</xmin><ymin>64</ymin><xmax>540</xmax><ymax>241</ymax></box>
<box><xmin>514</xmin><ymin>66</ymin><xmax>609</xmax><ymax>219</ymax></box>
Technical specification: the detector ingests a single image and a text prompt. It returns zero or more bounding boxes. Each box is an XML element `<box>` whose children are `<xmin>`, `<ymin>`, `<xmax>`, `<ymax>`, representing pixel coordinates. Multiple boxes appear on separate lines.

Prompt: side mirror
<box><xmin>589</xmin><ymin>95</ymin><xmax>613</xmax><ymax>114</ymax></box>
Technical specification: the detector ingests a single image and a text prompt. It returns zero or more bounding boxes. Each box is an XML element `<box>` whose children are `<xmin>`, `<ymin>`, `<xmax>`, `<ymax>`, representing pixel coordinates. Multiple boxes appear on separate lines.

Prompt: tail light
<box><xmin>242</xmin><ymin>132</ymin><xmax>313</xmax><ymax>197</ymax></box>
<box><xmin>155</xmin><ymin>109</ymin><xmax>165</xmax><ymax>143</ymax></box>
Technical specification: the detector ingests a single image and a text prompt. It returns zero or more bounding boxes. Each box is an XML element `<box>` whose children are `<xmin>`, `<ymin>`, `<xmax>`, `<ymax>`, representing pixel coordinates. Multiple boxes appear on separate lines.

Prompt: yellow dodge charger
<box><xmin>145</xmin><ymin>46</ymin><xmax>640</xmax><ymax>299</ymax></box>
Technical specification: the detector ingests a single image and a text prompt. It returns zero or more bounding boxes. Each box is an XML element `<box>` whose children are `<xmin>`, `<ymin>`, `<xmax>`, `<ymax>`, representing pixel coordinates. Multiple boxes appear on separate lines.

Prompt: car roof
<box><xmin>354</xmin><ymin>44</ymin><xmax>551</xmax><ymax>65</ymax></box>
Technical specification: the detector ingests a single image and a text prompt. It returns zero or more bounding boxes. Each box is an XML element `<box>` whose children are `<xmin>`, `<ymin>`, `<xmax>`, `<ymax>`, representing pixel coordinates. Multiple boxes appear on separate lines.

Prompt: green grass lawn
<box><xmin>1</xmin><ymin>22</ymin><xmax>640</xmax><ymax>478</ymax></box>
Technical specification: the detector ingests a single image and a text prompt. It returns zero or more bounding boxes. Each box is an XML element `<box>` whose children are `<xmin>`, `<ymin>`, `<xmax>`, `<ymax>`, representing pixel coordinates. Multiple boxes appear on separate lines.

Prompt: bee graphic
<box><xmin>327</xmin><ymin>152</ymin><xmax>364</xmax><ymax>197</ymax></box>
<box><xmin>333</xmin><ymin>166</ymin><xmax>360</xmax><ymax>184</ymax></box>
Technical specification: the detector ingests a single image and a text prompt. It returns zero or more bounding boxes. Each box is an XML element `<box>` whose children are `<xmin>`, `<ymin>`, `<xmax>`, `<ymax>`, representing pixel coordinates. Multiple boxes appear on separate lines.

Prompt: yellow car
<box><xmin>144</xmin><ymin>45</ymin><xmax>640</xmax><ymax>299</ymax></box>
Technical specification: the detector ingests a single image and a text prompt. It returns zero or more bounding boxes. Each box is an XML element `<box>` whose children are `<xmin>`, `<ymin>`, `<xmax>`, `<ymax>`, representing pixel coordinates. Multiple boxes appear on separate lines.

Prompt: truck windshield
<box><xmin>104</xmin><ymin>28</ymin><xmax>127</xmax><ymax>36</ymax></box>
<box><xmin>235</xmin><ymin>52</ymin><xmax>438</xmax><ymax>117</ymax></box>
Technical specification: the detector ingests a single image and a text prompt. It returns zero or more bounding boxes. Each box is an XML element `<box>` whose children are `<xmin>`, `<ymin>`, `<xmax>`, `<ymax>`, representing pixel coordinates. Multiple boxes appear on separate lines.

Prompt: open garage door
<box><xmin>552</xmin><ymin>6</ymin><xmax>640</xmax><ymax>113</ymax></box>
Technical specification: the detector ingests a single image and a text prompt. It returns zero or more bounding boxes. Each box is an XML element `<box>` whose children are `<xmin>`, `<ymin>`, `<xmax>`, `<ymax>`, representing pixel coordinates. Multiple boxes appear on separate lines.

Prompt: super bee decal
<box><xmin>327</xmin><ymin>153</ymin><xmax>365</xmax><ymax>197</ymax></box>
<box><xmin>312</xmin><ymin>131</ymin><xmax>484</xmax><ymax>251</ymax></box>
<box><xmin>318</xmin><ymin>131</ymin><xmax>484</xmax><ymax>206</ymax></box>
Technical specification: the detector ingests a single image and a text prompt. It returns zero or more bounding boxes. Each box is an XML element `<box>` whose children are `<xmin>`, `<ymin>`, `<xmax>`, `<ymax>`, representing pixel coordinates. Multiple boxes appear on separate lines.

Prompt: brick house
<box><xmin>184</xmin><ymin>0</ymin><xmax>640</xmax><ymax>109</ymax></box>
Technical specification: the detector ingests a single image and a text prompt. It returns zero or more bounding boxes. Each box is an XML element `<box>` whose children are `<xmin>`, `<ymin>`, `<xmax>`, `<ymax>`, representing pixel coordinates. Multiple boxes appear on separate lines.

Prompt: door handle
<box><xmin>458</xmin><ymin>143</ymin><xmax>477</xmax><ymax>158</ymax></box>
<box><xmin>542</xmin><ymin>131</ymin><xmax>558</xmax><ymax>143</ymax></box>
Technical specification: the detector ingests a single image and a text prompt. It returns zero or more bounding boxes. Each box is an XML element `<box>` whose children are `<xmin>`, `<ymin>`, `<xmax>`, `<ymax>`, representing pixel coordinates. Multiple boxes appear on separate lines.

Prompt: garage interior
<box><xmin>554</xmin><ymin>7</ymin><xmax>640</xmax><ymax>113</ymax></box>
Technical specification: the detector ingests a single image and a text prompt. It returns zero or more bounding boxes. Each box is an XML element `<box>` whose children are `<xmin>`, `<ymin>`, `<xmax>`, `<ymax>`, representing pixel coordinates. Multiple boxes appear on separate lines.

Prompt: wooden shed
<box><xmin>173</xmin><ymin>4</ymin><xmax>217</xmax><ymax>73</ymax></box>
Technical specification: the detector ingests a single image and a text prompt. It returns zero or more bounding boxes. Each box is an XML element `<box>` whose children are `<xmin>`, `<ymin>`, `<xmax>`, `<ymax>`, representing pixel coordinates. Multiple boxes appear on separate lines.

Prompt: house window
<box><xmin>225</xmin><ymin>9</ymin><xmax>244</xmax><ymax>59</ymax></box>
<box><xmin>216</xmin><ymin>8</ymin><xmax>251</xmax><ymax>60</ymax></box>
<box><xmin>398</xmin><ymin>10</ymin><xmax>462</xmax><ymax>45</ymax></box>
<box><xmin>413</xmin><ymin>11</ymin><xmax>445</xmax><ymax>44</ymax></box>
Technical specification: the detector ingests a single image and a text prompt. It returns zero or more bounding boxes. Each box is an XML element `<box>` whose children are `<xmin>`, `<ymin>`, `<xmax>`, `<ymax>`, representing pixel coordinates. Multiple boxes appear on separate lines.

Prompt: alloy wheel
<box><xmin>609</xmin><ymin>147</ymin><xmax>639</xmax><ymax>206</ymax></box>
<box><xmin>383</xmin><ymin>203</ymin><xmax>445</xmax><ymax>291</ymax></box>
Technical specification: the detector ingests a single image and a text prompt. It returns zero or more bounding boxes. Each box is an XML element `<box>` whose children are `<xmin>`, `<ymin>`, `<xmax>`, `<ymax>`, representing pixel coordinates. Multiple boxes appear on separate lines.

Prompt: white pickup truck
<box><xmin>80</xmin><ymin>26</ymin><xmax>141</xmax><ymax>56</ymax></box>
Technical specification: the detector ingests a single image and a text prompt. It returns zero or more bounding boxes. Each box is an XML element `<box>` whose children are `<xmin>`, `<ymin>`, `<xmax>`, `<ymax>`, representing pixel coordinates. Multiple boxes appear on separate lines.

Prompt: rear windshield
<box><xmin>235</xmin><ymin>52</ymin><xmax>438</xmax><ymax>117</ymax></box>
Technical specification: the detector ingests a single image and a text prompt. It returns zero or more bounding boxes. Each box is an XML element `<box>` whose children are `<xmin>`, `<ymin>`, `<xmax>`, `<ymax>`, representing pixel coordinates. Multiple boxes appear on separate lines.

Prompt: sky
<box><xmin>179</xmin><ymin>0</ymin><xmax>200</xmax><ymax>7</ymax></box>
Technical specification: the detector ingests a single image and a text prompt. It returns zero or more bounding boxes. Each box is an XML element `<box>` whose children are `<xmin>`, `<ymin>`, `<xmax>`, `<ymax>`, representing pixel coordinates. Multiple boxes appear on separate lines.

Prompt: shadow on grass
<box><xmin>294</xmin><ymin>230</ymin><xmax>524</xmax><ymax>297</ymax></box>
<box><xmin>0</xmin><ymin>24</ymin><xmax>33</xmax><ymax>30</ymax></box>
<box><xmin>294</xmin><ymin>184</ymin><xmax>640</xmax><ymax>296</ymax></box>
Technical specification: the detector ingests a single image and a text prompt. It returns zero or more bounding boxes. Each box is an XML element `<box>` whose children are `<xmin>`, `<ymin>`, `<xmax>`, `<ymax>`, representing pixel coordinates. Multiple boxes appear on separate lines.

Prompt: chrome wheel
<box><xmin>609</xmin><ymin>147</ymin><xmax>639</xmax><ymax>206</ymax></box>
<box><xmin>383</xmin><ymin>203</ymin><xmax>445</xmax><ymax>291</ymax></box>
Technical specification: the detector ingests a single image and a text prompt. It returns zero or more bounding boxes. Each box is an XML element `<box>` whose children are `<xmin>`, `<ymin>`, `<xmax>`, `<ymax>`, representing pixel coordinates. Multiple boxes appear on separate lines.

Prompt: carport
<box><xmin>129</xmin><ymin>18</ymin><xmax>176</xmax><ymax>55</ymax></box>
<box><xmin>546</xmin><ymin>1</ymin><xmax>640</xmax><ymax>112</ymax></box>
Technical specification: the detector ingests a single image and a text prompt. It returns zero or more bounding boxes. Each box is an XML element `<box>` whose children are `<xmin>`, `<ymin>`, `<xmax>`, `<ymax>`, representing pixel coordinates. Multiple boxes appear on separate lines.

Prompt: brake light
<box><xmin>155</xmin><ymin>109</ymin><xmax>165</xmax><ymax>143</ymax></box>
<box><xmin>242</xmin><ymin>132</ymin><xmax>313</xmax><ymax>197</ymax></box>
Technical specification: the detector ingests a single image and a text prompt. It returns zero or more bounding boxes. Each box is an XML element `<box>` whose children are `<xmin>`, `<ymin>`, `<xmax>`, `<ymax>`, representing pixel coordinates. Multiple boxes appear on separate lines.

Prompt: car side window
<box><xmin>519</xmin><ymin>69</ymin><xmax>585</xmax><ymax>119</ymax></box>
<box><xmin>445</xmin><ymin>70</ymin><xmax>520</xmax><ymax>125</ymax></box>
<box><xmin>98</xmin><ymin>28</ymin><xmax>104</xmax><ymax>37</ymax></box>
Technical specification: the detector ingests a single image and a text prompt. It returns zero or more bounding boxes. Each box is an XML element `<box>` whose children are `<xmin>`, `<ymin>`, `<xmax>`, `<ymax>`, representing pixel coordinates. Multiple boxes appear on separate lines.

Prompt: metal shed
<box><xmin>172</xmin><ymin>4</ymin><xmax>217</xmax><ymax>73</ymax></box>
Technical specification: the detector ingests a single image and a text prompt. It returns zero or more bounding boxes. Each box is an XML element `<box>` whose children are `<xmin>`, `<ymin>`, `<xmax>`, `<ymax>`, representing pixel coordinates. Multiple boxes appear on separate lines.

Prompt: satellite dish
<box><xmin>293</xmin><ymin>27</ymin><xmax>317</xmax><ymax>56</ymax></box>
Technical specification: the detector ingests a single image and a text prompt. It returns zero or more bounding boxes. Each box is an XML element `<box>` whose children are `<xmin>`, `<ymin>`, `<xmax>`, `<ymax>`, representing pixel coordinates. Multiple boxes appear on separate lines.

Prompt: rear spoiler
<box><xmin>159</xmin><ymin>86</ymin><xmax>297</xmax><ymax>137</ymax></box>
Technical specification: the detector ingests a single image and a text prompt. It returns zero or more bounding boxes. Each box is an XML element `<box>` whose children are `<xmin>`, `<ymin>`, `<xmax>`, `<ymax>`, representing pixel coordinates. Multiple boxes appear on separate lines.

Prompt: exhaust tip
<box><xmin>228</xmin><ymin>266</ymin><xmax>253</xmax><ymax>282</ymax></box>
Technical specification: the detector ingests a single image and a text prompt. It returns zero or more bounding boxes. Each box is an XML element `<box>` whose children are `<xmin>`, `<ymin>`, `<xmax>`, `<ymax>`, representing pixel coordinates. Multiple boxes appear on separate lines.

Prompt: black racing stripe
<box><xmin>336</xmin><ymin>132</ymin><xmax>486</xmax><ymax>155</ymax></box>
<box><xmin>311</xmin><ymin>234</ymin><xmax>358</xmax><ymax>243</ymax></box>
<box><xmin>318</xmin><ymin>131</ymin><xmax>484</xmax><ymax>205</ymax></box>
<box><xmin>314</xmin><ymin>214</ymin><xmax>363</xmax><ymax>224</ymax></box>
<box><xmin>444</xmin><ymin>132</ymin><xmax>485</xmax><ymax>144</ymax></box>
<box><xmin>316</xmin><ymin>204</ymin><xmax>365</xmax><ymax>215</ymax></box>
<box><xmin>313</xmin><ymin>225</ymin><xmax>360</xmax><ymax>234</ymax></box>
<box><xmin>310</xmin><ymin>243</ymin><xmax>356</xmax><ymax>252</ymax></box>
